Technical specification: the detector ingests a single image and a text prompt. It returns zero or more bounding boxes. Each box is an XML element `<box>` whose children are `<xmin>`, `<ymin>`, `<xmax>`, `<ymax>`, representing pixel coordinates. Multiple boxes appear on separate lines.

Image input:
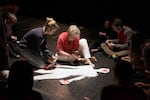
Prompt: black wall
<box><xmin>1</xmin><ymin>0</ymin><xmax>150</xmax><ymax>33</ymax></box>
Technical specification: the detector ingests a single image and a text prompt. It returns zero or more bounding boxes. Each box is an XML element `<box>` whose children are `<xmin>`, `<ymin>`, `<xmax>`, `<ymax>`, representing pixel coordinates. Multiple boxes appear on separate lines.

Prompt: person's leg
<box><xmin>101</xmin><ymin>42</ymin><xmax>115</xmax><ymax>56</ymax></box>
<box><xmin>79</xmin><ymin>38</ymin><xmax>95</xmax><ymax>67</ymax></box>
<box><xmin>115</xmin><ymin>50</ymin><xmax>129</xmax><ymax>57</ymax></box>
<box><xmin>79</xmin><ymin>38</ymin><xmax>91</xmax><ymax>58</ymax></box>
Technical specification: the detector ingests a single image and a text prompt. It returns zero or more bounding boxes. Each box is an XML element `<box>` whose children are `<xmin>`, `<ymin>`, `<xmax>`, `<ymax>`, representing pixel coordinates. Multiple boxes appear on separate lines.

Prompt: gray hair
<box><xmin>67</xmin><ymin>25</ymin><xmax>80</xmax><ymax>36</ymax></box>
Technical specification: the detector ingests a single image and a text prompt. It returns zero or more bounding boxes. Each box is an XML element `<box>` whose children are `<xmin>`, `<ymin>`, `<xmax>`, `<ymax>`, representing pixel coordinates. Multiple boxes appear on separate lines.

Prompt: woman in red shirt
<box><xmin>57</xmin><ymin>25</ymin><xmax>95</xmax><ymax>67</ymax></box>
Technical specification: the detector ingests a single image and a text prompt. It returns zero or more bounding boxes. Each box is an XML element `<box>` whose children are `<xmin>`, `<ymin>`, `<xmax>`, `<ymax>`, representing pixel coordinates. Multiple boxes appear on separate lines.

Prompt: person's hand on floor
<box><xmin>48</xmin><ymin>55</ymin><xmax>57</xmax><ymax>64</ymax></box>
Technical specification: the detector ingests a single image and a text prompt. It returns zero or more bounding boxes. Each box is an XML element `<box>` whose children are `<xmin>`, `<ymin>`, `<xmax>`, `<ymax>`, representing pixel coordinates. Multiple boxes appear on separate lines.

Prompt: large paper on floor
<box><xmin>34</xmin><ymin>65</ymin><xmax>110</xmax><ymax>84</ymax></box>
<box><xmin>34</xmin><ymin>65</ymin><xmax>98</xmax><ymax>79</ymax></box>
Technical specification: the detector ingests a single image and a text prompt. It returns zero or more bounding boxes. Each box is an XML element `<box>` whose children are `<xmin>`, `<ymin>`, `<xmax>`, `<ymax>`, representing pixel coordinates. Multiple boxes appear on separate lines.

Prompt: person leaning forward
<box><xmin>18</xmin><ymin>17</ymin><xmax>59</xmax><ymax>70</ymax></box>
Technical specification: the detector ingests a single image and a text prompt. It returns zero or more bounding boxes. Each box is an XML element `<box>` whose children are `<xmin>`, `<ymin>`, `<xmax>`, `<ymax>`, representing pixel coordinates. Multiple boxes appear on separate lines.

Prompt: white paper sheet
<box><xmin>34</xmin><ymin>64</ymin><xmax>110</xmax><ymax>84</ymax></box>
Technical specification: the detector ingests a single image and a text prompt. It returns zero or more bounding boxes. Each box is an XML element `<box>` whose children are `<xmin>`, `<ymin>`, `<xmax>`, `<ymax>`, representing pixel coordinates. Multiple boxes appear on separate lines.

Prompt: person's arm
<box><xmin>40</xmin><ymin>40</ymin><xmax>57</xmax><ymax>65</ymax></box>
<box><xmin>112</xmin><ymin>39</ymin><xmax>119</xmax><ymax>43</ymax></box>
<box><xmin>58</xmin><ymin>50</ymin><xmax>78</xmax><ymax>61</ymax></box>
<box><xmin>115</xmin><ymin>43</ymin><xmax>128</xmax><ymax>50</ymax></box>
<box><xmin>135</xmin><ymin>82</ymin><xmax>150</xmax><ymax>88</ymax></box>
<box><xmin>135</xmin><ymin>81</ymin><xmax>150</xmax><ymax>96</ymax></box>
<box><xmin>41</xmin><ymin>39</ymin><xmax>53</xmax><ymax>58</ymax></box>
<box><xmin>57</xmin><ymin>37</ymin><xmax>79</xmax><ymax>61</ymax></box>
<box><xmin>99</xmin><ymin>32</ymin><xmax>106</xmax><ymax>37</ymax></box>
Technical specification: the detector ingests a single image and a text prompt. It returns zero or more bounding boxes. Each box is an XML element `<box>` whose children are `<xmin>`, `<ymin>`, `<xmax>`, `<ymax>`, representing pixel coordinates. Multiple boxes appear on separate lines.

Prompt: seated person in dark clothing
<box><xmin>4</xmin><ymin>12</ymin><xmax>21</xmax><ymax>58</ymax></box>
<box><xmin>18</xmin><ymin>17</ymin><xmax>59</xmax><ymax>69</ymax></box>
<box><xmin>7</xmin><ymin>60</ymin><xmax>43</xmax><ymax>100</ymax></box>
<box><xmin>0</xmin><ymin>3</ymin><xmax>19</xmax><ymax>89</ymax></box>
<box><xmin>0</xmin><ymin>3</ymin><xmax>20</xmax><ymax>58</ymax></box>
<box><xmin>101</xmin><ymin>60</ymin><xmax>147</xmax><ymax>100</ymax></box>
<box><xmin>134</xmin><ymin>40</ymin><xmax>150</xmax><ymax>99</ymax></box>
<box><xmin>90</xmin><ymin>18</ymin><xmax>117</xmax><ymax>52</ymax></box>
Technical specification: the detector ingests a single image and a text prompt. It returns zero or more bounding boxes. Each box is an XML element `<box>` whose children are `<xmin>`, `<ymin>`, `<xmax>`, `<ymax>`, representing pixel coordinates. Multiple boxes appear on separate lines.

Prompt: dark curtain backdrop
<box><xmin>1</xmin><ymin>0</ymin><xmax>149</xmax><ymax>33</ymax></box>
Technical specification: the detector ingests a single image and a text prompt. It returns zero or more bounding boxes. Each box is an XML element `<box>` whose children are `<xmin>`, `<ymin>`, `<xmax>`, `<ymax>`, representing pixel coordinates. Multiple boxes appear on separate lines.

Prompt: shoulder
<box><xmin>30</xmin><ymin>27</ymin><xmax>42</xmax><ymax>32</ymax></box>
<box><xmin>123</xmin><ymin>26</ymin><xmax>133</xmax><ymax>33</ymax></box>
<box><xmin>59</xmin><ymin>32</ymin><xmax>68</xmax><ymax>38</ymax></box>
<box><xmin>26</xmin><ymin>28</ymin><xmax>43</xmax><ymax>36</ymax></box>
<box><xmin>60</xmin><ymin>32</ymin><xmax>67</xmax><ymax>35</ymax></box>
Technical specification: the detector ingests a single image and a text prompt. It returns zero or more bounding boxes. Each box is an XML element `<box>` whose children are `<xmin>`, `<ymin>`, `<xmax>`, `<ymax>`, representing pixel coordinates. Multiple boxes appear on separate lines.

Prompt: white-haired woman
<box><xmin>57</xmin><ymin>25</ymin><xmax>95</xmax><ymax>67</ymax></box>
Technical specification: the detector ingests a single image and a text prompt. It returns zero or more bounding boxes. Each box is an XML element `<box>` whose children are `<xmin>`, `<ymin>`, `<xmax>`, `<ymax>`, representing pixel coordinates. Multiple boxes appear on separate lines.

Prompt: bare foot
<box><xmin>84</xmin><ymin>59</ymin><xmax>95</xmax><ymax>68</ymax></box>
<box><xmin>41</xmin><ymin>63</ymin><xmax>56</xmax><ymax>70</ymax></box>
<box><xmin>90</xmin><ymin>56</ymin><xmax>97</xmax><ymax>62</ymax></box>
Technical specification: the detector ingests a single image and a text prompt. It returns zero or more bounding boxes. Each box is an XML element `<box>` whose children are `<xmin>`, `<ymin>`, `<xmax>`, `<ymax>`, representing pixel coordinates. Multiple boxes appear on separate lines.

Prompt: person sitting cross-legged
<box><xmin>100</xmin><ymin>18</ymin><xmax>134</xmax><ymax>61</ymax></box>
<box><xmin>56</xmin><ymin>25</ymin><xmax>96</xmax><ymax>67</ymax></box>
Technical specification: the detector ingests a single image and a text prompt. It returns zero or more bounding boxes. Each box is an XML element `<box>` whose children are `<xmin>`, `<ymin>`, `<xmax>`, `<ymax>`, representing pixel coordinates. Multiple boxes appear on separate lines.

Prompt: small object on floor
<box><xmin>121</xmin><ymin>56</ymin><xmax>130</xmax><ymax>62</ymax></box>
<box><xmin>84</xmin><ymin>97</ymin><xmax>90</xmax><ymax>100</ymax></box>
<box><xmin>114</xmin><ymin>56</ymin><xmax>121</xmax><ymax>63</ymax></box>
<box><xmin>112</xmin><ymin>54</ymin><xmax>117</xmax><ymax>58</ymax></box>
<box><xmin>111</xmin><ymin>54</ymin><xmax>121</xmax><ymax>62</ymax></box>
<box><xmin>95</xmin><ymin>68</ymin><xmax>110</xmax><ymax>73</ymax></box>
<box><xmin>59</xmin><ymin>79</ymin><xmax>70</xmax><ymax>85</ymax></box>
<box><xmin>16</xmin><ymin>54</ymin><xmax>20</xmax><ymax>58</ymax></box>
<box><xmin>16</xmin><ymin>40</ymin><xmax>20</xmax><ymax>44</ymax></box>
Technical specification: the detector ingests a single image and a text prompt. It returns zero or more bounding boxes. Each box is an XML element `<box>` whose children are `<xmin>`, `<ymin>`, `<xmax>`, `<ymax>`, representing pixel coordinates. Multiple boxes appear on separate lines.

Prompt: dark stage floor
<box><xmin>9</xmin><ymin>16</ymin><xmax>122</xmax><ymax>100</ymax></box>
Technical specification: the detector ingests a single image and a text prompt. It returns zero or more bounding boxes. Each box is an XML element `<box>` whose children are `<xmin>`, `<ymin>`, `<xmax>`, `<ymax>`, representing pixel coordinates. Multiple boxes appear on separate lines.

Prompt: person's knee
<box><xmin>80</xmin><ymin>38</ymin><xmax>87</xmax><ymax>45</ymax></box>
<box><xmin>79</xmin><ymin>38</ymin><xmax>89</xmax><ymax>50</ymax></box>
<box><xmin>101</xmin><ymin>43</ymin><xmax>106</xmax><ymax>48</ymax></box>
